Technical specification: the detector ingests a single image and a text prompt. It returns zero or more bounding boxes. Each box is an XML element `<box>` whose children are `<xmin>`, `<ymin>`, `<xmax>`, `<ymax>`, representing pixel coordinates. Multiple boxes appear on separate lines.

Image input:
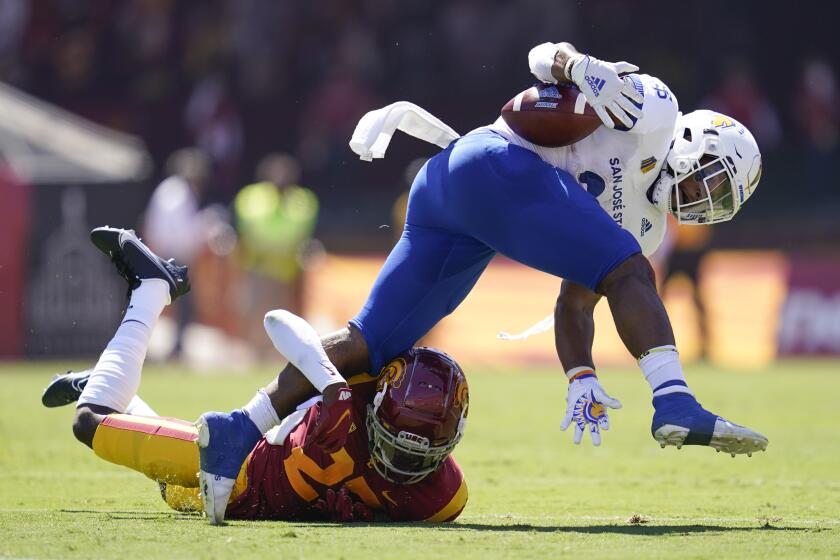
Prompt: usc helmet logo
<box><xmin>453</xmin><ymin>378</ymin><xmax>469</xmax><ymax>411</ymax></box>
<box><xmin>711</xmin><ymin>116</ymin><xmax>735</xmax><ymax>129</ymax></box>
<box><xmin>377</xmin><ymin>358</ymin><xmax>406</xmax><ymax>390</ymax></box>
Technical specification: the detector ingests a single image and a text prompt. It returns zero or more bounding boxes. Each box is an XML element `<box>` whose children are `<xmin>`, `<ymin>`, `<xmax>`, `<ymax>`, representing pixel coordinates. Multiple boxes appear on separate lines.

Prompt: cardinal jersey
<box><xmin>486</xmin><ymin>74</ymin><xmax>679</xmax><ymax>256</ymax></box>
<box><xmin>225</xmin><ymin>373</ymin><xmax>467</xmax><ymax>522</ymax></box>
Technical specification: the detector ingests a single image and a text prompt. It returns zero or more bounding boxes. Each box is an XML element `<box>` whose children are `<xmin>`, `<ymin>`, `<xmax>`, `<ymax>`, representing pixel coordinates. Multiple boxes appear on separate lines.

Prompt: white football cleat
<box><xmin>198</xmin><ymin>469</ymin><xmax>235</xmax><ymax>525</ymax></box>
<box><xmin>653</xmin><ymin>418</ymin><xmax>768</xmax><ymax>456</ymax></box>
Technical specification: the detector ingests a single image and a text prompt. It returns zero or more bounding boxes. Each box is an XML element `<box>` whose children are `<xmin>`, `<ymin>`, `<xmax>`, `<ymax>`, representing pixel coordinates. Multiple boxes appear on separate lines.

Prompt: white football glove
<box><xmin>568</xmin><ymin>54</ymin><xmax>644</xmax><ymax>129</ymax></box>
<box><xmin>560</xmin><ymin>374</ymin><xmax>622</xmax><ymax>446</ymax></box>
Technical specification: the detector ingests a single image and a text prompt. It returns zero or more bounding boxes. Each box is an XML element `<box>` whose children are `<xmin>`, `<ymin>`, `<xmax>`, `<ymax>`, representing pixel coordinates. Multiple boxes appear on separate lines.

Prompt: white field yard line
<box><xmin>0</xmin><ymin>508</ymin><xmax>178</xmax><ymax>514</ymax></box>
<box><xmin>458</xmin><ymin>514</ymin><xmax>840</xmax><ymax>525</ymax></box>
<box><xmin>0</xmin><ymin>509</ymin><xmax>837</xmax><ymax>526</ymax></box>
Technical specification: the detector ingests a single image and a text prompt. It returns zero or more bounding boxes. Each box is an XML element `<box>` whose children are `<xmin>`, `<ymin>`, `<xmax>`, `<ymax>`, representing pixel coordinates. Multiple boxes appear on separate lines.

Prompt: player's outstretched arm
<box><xmin>263</xmin><ymin>311</ymin><xmax>358</xmax><ymax>453</ymax></box>
<box><xmin>554</xmin><ymin>280</ymin><xmax>621</xmax><ymax>446</ymax></box>
<box><xmin>554</xmin><ymin>279</ymin><xmax>600</xmax><ymax>371</ymax></box>
<box><xmin>528</xmin><ymin>42</ymin><xmax>643</xmax><ymax>129</ymax></box>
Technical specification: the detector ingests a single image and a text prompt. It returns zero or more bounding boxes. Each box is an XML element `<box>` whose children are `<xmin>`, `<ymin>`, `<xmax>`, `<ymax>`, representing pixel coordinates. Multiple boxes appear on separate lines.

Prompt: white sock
<box><xmin>639</xmin><ymin>345</ymin><xmax>694</xmax><ymax>398</ymax></box>
<box><xmin>126</xmin><ymin>395</ymin><xmax>157</xmax><ymax>417</ymax></box>
<box><xmin>263</xmin><ymin>310</ymin><xmax>344</xmax><ymax>392</ymax></box>
<box><xmin>123</xmin><ymin>279</ymin><xmax>170</xmax><ymax>326</ymax></box>
<box><xmin>242</xmin><ymin>389</ymin><xmax>281</xmax><ymax>435</ymax></box>
<box><xmin>77</xmin><ymin>280</ymin><xmax>169</xmax><ymax>412</ymax></box>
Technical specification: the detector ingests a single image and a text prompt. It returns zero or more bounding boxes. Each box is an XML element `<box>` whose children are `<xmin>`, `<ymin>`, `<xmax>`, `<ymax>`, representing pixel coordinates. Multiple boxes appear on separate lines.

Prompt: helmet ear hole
<box><xmin>682</xmin><ymin>128</ymin><xmax>692</xmax><ymax>142</ymax></box>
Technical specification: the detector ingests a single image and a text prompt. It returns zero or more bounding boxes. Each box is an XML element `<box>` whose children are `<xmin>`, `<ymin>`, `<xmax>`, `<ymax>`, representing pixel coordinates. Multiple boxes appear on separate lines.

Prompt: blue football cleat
<box><xmin>195</xmin><ymin>410</ymin><xmax>261</xmax><ymax>524</ymax></box>
<box><xmin>651</xmin><ymin>392</ymin><xmax>768</xmax><ymax>457</ymax></box>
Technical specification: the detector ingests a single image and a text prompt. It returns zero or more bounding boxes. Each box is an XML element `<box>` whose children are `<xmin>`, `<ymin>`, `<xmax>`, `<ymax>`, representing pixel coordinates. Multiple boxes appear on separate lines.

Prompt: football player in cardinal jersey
<box><xmin>195</xmin><ymin>41</ymin><xmax>767</xmax><ymax>517</ymax></box>
<box><xmin>45</xmin><ymin>229</ymin><xmax>469</xmax><ymax>524</ymax></box>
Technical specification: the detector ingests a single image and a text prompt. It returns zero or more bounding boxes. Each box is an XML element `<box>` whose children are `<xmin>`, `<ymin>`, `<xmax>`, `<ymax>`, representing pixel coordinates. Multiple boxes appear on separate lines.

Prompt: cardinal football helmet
<box><xmin>652</xmin><ymin>110</ymin><xmax>762</xmax><ymax>224</ymax></box>
<box><xmin>366</xmin><ymin>347</ymin><xmax>468</xmax><ymax>485</ymax></box>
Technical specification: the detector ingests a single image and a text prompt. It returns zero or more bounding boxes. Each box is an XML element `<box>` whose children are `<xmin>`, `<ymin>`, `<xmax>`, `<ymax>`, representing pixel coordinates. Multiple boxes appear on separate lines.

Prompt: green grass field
<box><xmin>1</xmin><ymin>360</ymin><xmax>839</xmax><ymax>559</ymax></box>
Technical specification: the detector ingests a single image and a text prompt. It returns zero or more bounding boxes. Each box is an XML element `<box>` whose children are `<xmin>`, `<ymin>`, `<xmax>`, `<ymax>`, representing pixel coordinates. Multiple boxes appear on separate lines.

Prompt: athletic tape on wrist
<box><xmin>565</xmin><ymin>54</ymin><xmax>585</xmax><ymax>82</ymax></box>
<box><xmin>565</xmin><ymin>366</ymin><xmax>596</xmax><ymax>383</ymax></box>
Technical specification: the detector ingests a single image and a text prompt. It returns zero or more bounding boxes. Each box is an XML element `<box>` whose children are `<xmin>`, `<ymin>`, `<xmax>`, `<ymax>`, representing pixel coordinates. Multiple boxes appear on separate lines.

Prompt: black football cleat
<box><xmin>90</xmin><ymin>226</ymin><xmax>190</xmax><ymax>302</ymax></box>
<box><xmin>42</xmin><ymin>369</ymin><xmax>91</xmax><ymax>407</ymax></box>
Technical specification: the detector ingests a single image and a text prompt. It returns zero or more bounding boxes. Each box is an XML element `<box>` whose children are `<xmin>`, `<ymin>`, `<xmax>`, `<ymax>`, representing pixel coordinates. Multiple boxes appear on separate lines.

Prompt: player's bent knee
<box><xmin>596</xmin><ymin>253</ymin><xmax>656</xmax><ymax>296</ymax></box>
<box><xmin>72</xmin><ymin>405</ymin><xmax>106</xmax><ymax>448</ymax></box>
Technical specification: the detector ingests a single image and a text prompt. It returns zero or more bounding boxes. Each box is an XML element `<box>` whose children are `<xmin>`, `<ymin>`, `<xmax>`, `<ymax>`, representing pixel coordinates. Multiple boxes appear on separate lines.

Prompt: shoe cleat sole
<box><xmin>653</xmin><ymin>424</ymin><xmax>689</xmax><ymax>448</ymax></box>
<box><xmin>707</xmin><ymin>418</ymin><xmax>768</xmax><ymax>456</ymax></box>
<box><xmin>654</xmin><ymin>420</ymin><xmax>768</xmax><ymax>456</ymax></box>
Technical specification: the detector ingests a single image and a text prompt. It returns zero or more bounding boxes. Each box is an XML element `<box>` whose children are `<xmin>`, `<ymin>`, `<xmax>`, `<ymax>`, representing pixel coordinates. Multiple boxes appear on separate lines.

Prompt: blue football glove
<box><xmin>559</xmin><ymin>373</ymin><xmax>622</xmax><ymax>446</ymax></box>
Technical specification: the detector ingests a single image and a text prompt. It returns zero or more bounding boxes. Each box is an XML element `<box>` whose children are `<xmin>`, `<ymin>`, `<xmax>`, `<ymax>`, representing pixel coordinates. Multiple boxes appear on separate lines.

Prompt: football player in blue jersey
<box><xmin>194</xmin><ymin>40</ymin><xmax>767</xmax><ymax>519</ymax></box>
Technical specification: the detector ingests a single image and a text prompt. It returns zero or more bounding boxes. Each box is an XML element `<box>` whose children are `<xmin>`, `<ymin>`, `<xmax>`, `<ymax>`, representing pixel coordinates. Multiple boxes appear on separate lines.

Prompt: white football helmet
<box><xmin>651</xmin><ymin>110</ymin><xmax>763</xmax><ymax>225</ymax></box>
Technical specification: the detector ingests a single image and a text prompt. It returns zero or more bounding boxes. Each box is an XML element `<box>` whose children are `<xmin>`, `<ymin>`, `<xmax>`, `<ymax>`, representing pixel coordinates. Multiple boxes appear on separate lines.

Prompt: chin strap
<box><xmin>649</xmin><ymin>167</ymin><xmax>676</xmax><ymax>215</ymax></box>
<box><xmin>456</xmin><ymin>408</ymin><xmax>468</xmax><ymax>440</ymax></box>
<box><xmin>372</xmin><ymin>382</ymin><xmax>387</xmax><ymax>414</ymax></box>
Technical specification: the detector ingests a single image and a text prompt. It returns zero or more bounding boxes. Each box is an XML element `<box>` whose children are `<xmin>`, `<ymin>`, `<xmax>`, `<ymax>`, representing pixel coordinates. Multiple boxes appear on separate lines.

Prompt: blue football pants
<box><xmin>350</xmin><ymin>131</ymin><xmax>641</xmax><ymax>373</ymax></box>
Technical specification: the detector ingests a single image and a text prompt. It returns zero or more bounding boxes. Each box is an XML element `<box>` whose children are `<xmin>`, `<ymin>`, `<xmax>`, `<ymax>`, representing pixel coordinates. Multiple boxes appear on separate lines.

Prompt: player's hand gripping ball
<box><xmin>567</xmin><ymin>54</ymin><xmax>643</xmax><ymax>129</ymax></box>
<box><xmin>560</xmin><ymin>374</ymin><xmax>622</xmax><ymax>446</ymax></box>
<box><xmin>305</xmin><ymin>385</ymin><xmax>354</xmax><ymax>453</ymax></box>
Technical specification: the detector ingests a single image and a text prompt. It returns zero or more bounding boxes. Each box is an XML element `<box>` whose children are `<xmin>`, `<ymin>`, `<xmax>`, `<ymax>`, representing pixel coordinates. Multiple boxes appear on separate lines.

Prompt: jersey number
<box><xmin>283</xmin><ymin>446</ymin><xmax>382</xmax><ymax>508</ymax></box>
<box><xmin>653</xmin><ymin>83</ymin><xmax>673</xmax><ymax>101</ymax></box>
<box><xmin>578</xmin><ymin>171</ymin><xmax>605</xmax><ymax>197</ymax></box>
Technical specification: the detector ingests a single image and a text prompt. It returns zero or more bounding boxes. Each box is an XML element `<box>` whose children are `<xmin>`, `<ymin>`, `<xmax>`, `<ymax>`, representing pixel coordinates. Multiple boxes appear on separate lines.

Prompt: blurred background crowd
<box><xmin>1</xmin><ymin>0</ymin><xmax>838</xmax><ymax>366</ymax></box>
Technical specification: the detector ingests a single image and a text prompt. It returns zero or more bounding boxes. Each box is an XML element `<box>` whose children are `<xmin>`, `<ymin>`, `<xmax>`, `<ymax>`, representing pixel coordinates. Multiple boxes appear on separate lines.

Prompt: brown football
<box><xmin>500</xmin><ymin>83</ymin><xmax>601</xmax><ymax>147</ymax></box>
